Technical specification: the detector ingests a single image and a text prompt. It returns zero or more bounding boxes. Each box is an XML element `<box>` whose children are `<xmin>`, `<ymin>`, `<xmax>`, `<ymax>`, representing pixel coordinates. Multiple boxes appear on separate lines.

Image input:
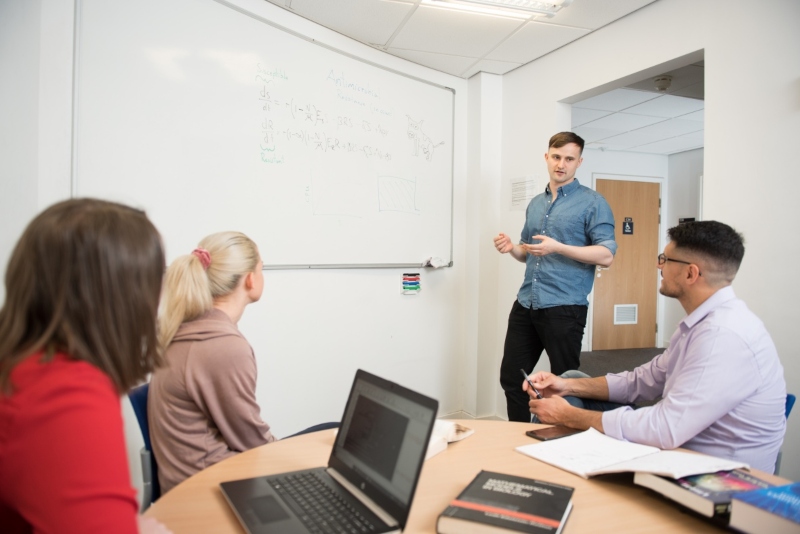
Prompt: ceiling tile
<box><xmin>386</xmin><ymin>47</ymin><xmax>479</xmax><ymax>77</ymax></box>
<box><xmin>573</xmin><ymin>88</ymin><xmax>660</xmax><ymax>112</ymax></box>
<box><xmin>595</xmin><ymin>129</ymin><xmax>668</xmax><ymax>147</ymax></box>
<box><xmin>264</xmin><ymin>0</ymin><xmax>415</xmax><ymax>46</ymax></box>
<box><xmin>485</xmin><ymin>20</ymin><xmax>589</xmax><ymax>64</ymax></box>
<box><xmin>391</xmin><ymin>4</ymin><xmax>523</xmax><ymax>57</ymax></box>
<box><xmin>680</xmin><ymin>109</ymin><xmax>704</xmax><ymax>122</ymax></box>
<box><xmin>462</xmin><ymin>58</ymin><xmax>522</xmax><ymax>78</ymax></box>
<box><xmin>583</xmin><ymin>112</ymin><xmax>666</xmax><ymax>131</ymax></box>
<box><xmin>625</xmin><ymin>94</ymin><xmax>705</xmax><ymax>118</ymax></box>
<box><xmin>670</xmin><ymin>81</ymin><xmax>704</xmax><ymax>100</ymax></box>
<box><xmin>626</xmin><ymin>131</ymin><xmax>704</xmax><ymax>155</ymax></box>
<box><xmin>543</xmin><ymin>0</ymin><xmax>658</xmax><ymax>30</ymax></box>
<box><xmin>573</xmin><ymin>125</ymin><xmax>627</xmax><ymax>143</ymax></box>
<box><xmin>586</xmin><ymin>141</ymin><xmax>637</xmax><ymax>151</ymax></box>
<box><xmin>572</xmin><ymin>108</ymin><xmax>612</xmax><ymax>127</ymax></box>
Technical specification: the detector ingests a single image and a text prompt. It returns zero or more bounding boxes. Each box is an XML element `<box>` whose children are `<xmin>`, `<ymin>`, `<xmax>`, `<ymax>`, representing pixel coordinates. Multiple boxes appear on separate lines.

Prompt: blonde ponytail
<box><xmin>158</xmin><ymin>232</ymin><xmax>260</xmax><ymax>348</ymax></box>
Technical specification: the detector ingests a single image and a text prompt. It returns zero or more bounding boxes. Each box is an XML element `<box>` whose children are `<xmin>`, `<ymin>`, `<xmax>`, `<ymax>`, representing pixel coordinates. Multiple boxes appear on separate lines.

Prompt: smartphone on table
<box><xmin>525</xmin><ymin>426</ymin><xmax>582</xmax><ymax>441</ymax></box>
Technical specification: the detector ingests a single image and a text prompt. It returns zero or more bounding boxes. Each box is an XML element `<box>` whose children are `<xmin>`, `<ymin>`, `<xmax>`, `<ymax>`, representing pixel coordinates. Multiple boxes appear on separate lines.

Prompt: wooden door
<box><xmin>592</xmin><ymin>179</ymin><xmax>660</xmax><ymax>350</ymax></box>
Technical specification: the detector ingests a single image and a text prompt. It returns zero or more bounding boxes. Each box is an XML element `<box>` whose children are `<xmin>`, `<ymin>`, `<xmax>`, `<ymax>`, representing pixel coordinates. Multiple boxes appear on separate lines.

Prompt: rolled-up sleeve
<box><xmin>586</xmin><ymin>197</ymin><xmax>617</xmax><ymax>255</ymax></box>
<box><xmin>602</xmin><ymin>326</ymin><xmax>758</xmax><ymax>450</ymax></box>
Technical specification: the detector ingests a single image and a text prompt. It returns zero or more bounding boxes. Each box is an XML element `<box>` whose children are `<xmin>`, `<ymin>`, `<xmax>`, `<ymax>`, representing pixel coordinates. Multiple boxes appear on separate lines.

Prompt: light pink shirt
<box><xmin>602</xmin><ymin>287</ymin><xmax>786</xmax><ymax>473</ymax></box>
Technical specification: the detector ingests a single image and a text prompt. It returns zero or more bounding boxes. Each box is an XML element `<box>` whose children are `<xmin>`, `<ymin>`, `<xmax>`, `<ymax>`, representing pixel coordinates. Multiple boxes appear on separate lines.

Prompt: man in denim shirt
<box><xmin>494</xmin><ymin>132</ymin><xmax>617</xmax><ymax>422</ymax></box>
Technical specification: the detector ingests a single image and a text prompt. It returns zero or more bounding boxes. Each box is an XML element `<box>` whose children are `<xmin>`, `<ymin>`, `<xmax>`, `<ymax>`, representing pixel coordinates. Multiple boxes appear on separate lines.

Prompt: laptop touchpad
<box><xmin>248</xmin><ymin>495</ymin><xmax>290</xmax><ymax>523</ymax></box>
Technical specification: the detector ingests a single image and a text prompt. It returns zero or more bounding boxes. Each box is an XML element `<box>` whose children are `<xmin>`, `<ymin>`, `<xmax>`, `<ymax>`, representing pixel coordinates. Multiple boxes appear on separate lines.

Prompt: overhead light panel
<box><xmin>424</xmin><ymin>0</ymin><xmax>572</xmax><ymax>18</ymax></box>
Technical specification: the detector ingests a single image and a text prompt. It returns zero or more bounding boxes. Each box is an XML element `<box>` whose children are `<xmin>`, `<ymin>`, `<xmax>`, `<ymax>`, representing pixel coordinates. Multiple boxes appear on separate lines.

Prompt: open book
<box><xmin>425</xmin><ymin>420</ymin><xmax>475</xmax><ymax>459</ymax></box>
<box><xmin>516</xmin><ymin>427</ymin><xmax>748</xmax><ymax>479</ymax></box>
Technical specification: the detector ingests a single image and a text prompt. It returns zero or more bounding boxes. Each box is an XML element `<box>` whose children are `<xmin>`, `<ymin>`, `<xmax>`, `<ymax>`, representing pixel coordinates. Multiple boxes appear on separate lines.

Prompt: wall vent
<box><xmin>614</xmin><ymin>304</ymin><xmax>638</xmax><ymax>325</ymax></box>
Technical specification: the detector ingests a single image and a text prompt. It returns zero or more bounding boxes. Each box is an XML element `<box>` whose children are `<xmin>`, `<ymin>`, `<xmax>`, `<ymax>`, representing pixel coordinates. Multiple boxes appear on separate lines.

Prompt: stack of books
<box><xmin>730</xmin><ymin>482</ymin><xmax>800</xmax><ymax>533</ymax></box>
<box><xmin>633</xmin><ymin>470</ymin><xmax>772</xmax><ymax>523</ymax></box>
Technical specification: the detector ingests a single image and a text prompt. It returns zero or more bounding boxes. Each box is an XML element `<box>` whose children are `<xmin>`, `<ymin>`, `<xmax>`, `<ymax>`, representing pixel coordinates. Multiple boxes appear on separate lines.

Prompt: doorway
<box><xmin>592</xmin><ymin>177</ymin><xmax>661</xmax><ymax>350</ymax></box>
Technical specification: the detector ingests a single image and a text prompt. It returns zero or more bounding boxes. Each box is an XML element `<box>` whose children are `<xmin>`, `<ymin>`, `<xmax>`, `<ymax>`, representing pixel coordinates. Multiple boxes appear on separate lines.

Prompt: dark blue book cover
<box><xmin>733</xmin><ymin>482</ymin><xmax>800</xmax><ymax>524</ymax></box>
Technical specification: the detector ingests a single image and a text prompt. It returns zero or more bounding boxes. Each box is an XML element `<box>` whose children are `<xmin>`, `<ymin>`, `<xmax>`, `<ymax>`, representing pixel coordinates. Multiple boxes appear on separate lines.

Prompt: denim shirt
<box><xmin>516</xmin><ymin>179</ymin><xmax>617</xmax><ymax>309</ymax></box>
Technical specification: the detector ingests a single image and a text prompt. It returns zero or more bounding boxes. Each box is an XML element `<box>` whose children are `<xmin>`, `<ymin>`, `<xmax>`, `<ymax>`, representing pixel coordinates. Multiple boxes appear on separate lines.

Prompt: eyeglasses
<box><xmin>657</xmin><ymin>253</ymin><xmax>702</xmax><ymax>276</ymax></box>
<box><xmin>657</xmin><ymin>253</ymin><xmax>691</xmax><ymax>266</ymax></box>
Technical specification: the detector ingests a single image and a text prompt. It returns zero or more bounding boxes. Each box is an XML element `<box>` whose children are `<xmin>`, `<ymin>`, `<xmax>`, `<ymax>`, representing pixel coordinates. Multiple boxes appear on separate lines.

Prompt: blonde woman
<box><xmin>148</xmin><ymin>232</ymin><xmax>276</xmax><ymax>494</ymax></box>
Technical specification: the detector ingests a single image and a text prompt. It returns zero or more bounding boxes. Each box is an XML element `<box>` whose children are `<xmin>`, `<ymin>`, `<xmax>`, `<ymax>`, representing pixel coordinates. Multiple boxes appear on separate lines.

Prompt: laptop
<box><xmin>220</xmin><ymin>369</ymin><xmax>439</xmax><ymax>533</ymax></box>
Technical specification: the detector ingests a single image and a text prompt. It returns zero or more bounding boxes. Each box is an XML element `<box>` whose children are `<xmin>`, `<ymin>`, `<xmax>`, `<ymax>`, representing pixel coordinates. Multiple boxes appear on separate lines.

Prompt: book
<box><xmin>730</xmin><ymin>482</ymin><xmax>800</xmax><ymax>534</ymax></box>
<box><xmin>426</xmin><ymin>419</ymin><xmax>475</xmax><ymax>459</ymax></box>
<box><xmin>436</xmin><ymin>470</ymin><xmax>573</xmax><ymax>533</ymax></box>
<box><xmin>633</xmin><ymin>470</ymin><xmax>773</xmax><ymax>520</ymax></box>
<box><xmin>515</xmin><ymin>427</ymin><xmax>748</xmax><ymax>479</ymax></box>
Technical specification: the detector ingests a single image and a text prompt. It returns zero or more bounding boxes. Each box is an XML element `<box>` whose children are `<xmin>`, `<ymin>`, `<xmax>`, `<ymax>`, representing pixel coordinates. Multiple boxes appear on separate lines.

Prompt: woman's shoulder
<box><xmin>11</xmin><ymin>352</ymin><xmax>116</xmax><ymax>397</ymax></box>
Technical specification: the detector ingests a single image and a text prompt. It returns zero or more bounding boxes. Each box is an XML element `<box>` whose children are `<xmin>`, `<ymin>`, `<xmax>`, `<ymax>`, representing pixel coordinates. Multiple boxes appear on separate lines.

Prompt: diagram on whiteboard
<box><xmin>378</xmin><ymin>176</ymin><xmax>419</xmax><ymax>214</ymax></box>
<box><xmin>406</xmin><ymin>116</ymin><xmax>445</xmax><ymax>162</ymax></box>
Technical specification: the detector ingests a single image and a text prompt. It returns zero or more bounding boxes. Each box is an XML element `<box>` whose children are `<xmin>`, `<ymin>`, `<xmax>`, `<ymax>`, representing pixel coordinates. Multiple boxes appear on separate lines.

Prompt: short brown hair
<box><xmin>0</xmin><ymin>198</ymin><xmax>166</xmax><ymax>395</ymax></box>
<box><xmin>549</xmin><ymin>132</ymin><xmax>585</xmax><ymax>154</ymax></box>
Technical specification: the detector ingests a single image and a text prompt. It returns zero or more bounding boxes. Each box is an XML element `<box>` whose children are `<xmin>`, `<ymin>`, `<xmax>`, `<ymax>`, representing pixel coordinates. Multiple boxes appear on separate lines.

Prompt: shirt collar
<box><xmin>546</xmin><ymin>178</ymin><xmax>582</xmax><ymax>197</ymax></box>
<box><xmin>681</xmin><ymin>285</ymin><xmax>737</xmax><ymax>329</ymax></box>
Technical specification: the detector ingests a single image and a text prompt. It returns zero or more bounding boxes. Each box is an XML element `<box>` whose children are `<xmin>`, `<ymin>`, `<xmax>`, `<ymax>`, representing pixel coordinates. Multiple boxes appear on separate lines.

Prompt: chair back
<box><xmin>787</xmin><ymin>393</ymin><xmax>796</xmax><ymax>419</ymax></box>
<box><xmin>128</xmin><ymin>383</ymin><xmax>161</xmax><ymax>505</ymax></box>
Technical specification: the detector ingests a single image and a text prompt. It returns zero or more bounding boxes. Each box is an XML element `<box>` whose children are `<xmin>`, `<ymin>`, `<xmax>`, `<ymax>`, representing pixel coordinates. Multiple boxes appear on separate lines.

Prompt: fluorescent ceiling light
<box><xmin>424</xmin><ymin>0</ymin><xmax>572</xmax><ymax>18</ymax></box>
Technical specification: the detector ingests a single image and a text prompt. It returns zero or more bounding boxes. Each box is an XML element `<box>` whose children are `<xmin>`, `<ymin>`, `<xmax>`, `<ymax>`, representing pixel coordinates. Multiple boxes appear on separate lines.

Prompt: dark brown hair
<box><xmin>548</xmin><ymin>132</ymin><xmax>585</xmax><ymax>154</ymax></box>
<box><xmin>668</xmin><ymin>220</ymin><xmax>745</xmax><ymax>282</ymax></box>
<box><xmin>0</xmin><ymin>198</ymin><xmax>166</xmax><ymax>395</ymax></box>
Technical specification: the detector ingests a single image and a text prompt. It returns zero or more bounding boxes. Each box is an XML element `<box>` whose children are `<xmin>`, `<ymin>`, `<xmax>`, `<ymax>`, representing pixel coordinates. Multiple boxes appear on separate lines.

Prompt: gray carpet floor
<box><xmin>579</xmin><ymin>347</ymin><xmax>663</xmax><ymax>377</ymax></box>
<box><xmin>579</xmin><ymin>347</ymin><xmax>664</xmax><ymax>407</ymax></box>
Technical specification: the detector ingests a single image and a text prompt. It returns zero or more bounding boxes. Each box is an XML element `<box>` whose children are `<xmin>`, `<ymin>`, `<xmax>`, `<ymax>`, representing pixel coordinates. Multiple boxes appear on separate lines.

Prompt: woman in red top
<box><xmin>0</xmin><ymin>199</ymin><xmax>171</xmax><ymax>534</ymax></box>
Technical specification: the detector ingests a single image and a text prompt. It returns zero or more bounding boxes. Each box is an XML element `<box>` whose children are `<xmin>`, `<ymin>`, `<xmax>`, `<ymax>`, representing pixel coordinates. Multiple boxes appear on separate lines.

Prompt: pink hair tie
<box><xmin>192</xmin><ymin>248</ymin><xmax>211</xmax><ymax>270</ymax></box>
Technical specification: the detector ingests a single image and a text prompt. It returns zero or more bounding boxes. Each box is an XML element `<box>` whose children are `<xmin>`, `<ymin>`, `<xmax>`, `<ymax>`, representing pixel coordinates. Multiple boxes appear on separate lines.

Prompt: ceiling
<box><xmin>264</xmin><ymin>0</ymin><xmax>704</xmax><ymax>155</ymax></box>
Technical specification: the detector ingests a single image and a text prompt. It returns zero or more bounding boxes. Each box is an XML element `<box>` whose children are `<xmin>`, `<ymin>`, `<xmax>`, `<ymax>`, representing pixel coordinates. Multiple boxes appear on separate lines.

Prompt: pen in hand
<box><xmin>520</xmin><ymin>369</ymin><xmax>543</xmax><ymax>399</ymax></box>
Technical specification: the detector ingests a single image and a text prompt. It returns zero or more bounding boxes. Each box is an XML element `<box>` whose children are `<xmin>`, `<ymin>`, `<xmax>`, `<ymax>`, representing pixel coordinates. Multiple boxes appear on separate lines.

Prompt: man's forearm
<box><xmin>557</xmin><ymin>243</ymin><xmax>613</xmax><ymax>267</ymax></box>
<box><xmin>564</xmin><ymin>376</ymin><xmax>610</xmax><ymax>401</ymax></box>
<box><xmin>509</xmin><ymin>243</ymin><xmax>527</xmax><ymax>263</ymax></box>
<box><xmin>562</xmin><ymin>406</ymin><xmax>604</xmax><ymax>433</ymax></box>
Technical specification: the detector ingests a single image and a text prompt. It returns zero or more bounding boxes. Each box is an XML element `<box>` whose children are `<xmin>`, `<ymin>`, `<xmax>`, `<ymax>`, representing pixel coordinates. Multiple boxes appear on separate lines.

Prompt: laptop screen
<box><xmin>328</xmin><ymin>369</ymin><xmax>438</xmax><ymax>528</ymax></box>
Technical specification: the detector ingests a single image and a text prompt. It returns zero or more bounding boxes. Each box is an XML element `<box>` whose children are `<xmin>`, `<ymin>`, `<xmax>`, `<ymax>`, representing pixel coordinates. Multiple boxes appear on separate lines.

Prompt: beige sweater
<box><xmin>148</xmin><ymin>308</ymin><xmax>275</xmax><ymax>494</ymax></box>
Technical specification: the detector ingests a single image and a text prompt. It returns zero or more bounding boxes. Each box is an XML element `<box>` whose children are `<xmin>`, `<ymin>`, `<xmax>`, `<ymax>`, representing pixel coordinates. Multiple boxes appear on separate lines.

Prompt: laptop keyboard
<box><xmin>271</xmin><ymin>472</ymin><xmax>378</xmax><ymax>534</ymax></box>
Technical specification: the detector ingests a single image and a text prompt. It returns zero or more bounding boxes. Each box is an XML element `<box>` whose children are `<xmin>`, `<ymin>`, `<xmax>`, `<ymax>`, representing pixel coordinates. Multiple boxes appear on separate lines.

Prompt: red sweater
<box><xmin>0</xmin><ymin>352</ymin><xmax>139</xmax><ymax>533</ymax></box>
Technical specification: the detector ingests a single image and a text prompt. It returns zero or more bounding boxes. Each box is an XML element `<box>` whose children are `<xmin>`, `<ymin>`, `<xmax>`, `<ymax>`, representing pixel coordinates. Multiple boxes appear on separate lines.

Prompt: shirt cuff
<box><xmin>605</xmin><ymin>372</ymin><xmax>628</xmax><ymax>403</ymax></box>
<box><xmin>602</xmin><ymin>405</ymin><xmax>634</xmax><ymax>441</ymax></box>
<box><xmin>595</xmin><ymin>239</ymin><xmax>618</xmax><ymax>255</ymax></box>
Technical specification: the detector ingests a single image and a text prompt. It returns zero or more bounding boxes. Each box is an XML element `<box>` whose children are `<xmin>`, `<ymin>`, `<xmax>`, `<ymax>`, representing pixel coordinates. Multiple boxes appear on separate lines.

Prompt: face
<box><xmin>658</xmin><ymin>242</ymin><xmax>685</xmax><ymax>300</ymax></box>
<box><xmin>544</xmin><ymin>143</ymin><xmax>583</xmax><ymax>188</ymax></box>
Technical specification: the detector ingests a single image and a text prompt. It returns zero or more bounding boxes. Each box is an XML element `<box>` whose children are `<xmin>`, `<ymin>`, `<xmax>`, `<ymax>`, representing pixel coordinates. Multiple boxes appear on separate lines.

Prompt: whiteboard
<box><xmin>74</xmin><ymin>0</ymin><xmax>454</xmax><ymax>267</ymax></box>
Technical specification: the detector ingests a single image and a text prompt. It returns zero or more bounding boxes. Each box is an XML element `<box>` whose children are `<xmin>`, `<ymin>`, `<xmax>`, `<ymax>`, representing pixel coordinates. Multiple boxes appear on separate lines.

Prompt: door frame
<box><xmin>587</xmin><ymin>172</ymin><xmax>667</xmax><ymax>351</ymax></box>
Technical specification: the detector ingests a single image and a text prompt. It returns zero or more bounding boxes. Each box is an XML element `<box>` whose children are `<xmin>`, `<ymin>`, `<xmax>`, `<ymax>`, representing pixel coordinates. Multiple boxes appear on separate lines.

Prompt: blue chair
<box><xmin>775</xmin><ymin>393</ymin><xmax>796</xmax><ymax>475</ymax></box>
<box><xmin>128</xmin><ymin>383</ymin><xmax>160</xmax><ymax>506</ymax></box>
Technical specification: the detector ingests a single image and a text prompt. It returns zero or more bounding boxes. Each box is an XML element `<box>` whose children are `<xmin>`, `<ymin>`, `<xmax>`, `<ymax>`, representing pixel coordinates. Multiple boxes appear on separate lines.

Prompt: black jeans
<box><xmin>500</xmin><ymin>300</ymin><xmax>588</xmax><ymax>422</ymax></box>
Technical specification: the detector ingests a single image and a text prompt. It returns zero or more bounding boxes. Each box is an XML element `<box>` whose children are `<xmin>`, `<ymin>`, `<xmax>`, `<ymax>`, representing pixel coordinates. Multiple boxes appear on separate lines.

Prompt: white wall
<box><xmin>0</xmin><ymin>0</ymin><xmax>42</xmax><ymax>304</ymax></box>
<box><xmin>1</xmin><ymin>0</ymin><xmax>470</xmax><ymax>437</ymax></box>
<box><xmin>664</xmin><ymin>148</ymin><xmax>704</xmax><ymax>340</ymax></box>
<box><xmin>501</xmin><ymin>0</ymin><xmax>800</xmax><ymax>479</ymax></box>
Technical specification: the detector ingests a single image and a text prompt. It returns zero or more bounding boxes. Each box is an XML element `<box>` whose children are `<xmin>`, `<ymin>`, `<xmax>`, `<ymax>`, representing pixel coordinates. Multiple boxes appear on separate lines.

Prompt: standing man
<box><xmin>494</xmin><ymin>132</ymin><xmax>617</xmax><ymax>422</ymax></box>
<box><xmin>523</xmin><ymin>221</ymin><xmax>786</xmax><ymax>473</ymax></box>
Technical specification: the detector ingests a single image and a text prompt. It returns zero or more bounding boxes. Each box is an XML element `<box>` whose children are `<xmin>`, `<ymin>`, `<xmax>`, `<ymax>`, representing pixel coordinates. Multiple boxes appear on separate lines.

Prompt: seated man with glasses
<box><xmin>523</xmin><ymin>220</ymin><xmax>786</xmax><ymax>473</ymax></box>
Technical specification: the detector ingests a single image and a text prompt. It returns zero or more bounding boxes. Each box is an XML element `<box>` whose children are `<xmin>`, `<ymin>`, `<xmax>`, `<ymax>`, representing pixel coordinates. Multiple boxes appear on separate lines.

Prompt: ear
<box><xmin>243</xmin><ymin>271</ymin><xmax>255</xmax><ymax>290</ymax></box>
<box><xmin>576</xmin><ymin>156</ymin><xmax>584</xmax><ymax>169</ymax></box>
<box><xmin>684</xmin><ymin>263</ymin><xmax>702</xmax><ymax>285</ymax></box>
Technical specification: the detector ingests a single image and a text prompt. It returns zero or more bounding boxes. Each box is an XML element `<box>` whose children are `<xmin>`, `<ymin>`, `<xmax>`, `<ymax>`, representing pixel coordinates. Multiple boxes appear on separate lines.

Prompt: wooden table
<box><xmin>145</xmin><ymin>419</ymin><xmax>787</xmax><ymax>533</ymax></box>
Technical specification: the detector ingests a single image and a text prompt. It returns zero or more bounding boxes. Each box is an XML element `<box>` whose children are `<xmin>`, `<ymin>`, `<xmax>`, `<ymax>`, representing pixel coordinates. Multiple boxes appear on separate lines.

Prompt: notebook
<box><xmin>220</xmin><ymin>369</ymin><xmax>439</xmax><ymax>533</ymax></box>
